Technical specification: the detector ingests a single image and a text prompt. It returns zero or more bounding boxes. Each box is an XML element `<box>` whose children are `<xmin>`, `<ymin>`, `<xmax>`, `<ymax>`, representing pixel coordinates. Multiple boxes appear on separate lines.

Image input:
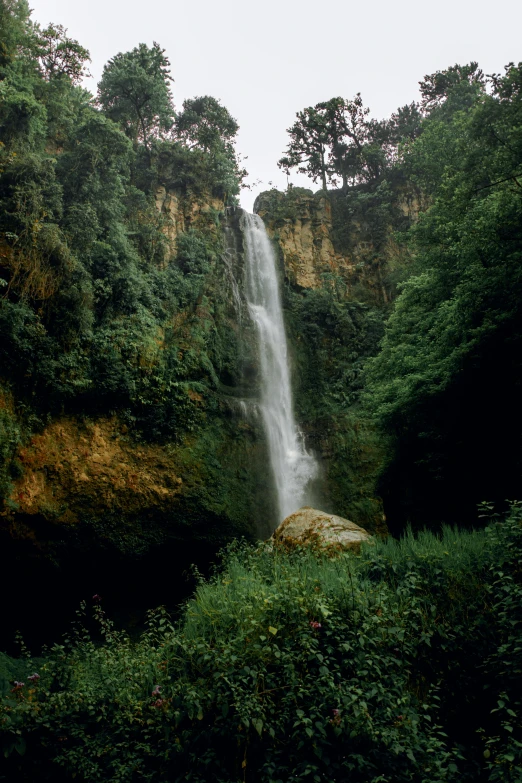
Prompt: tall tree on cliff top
<box><xmin>320</xmin><ymin>94</ymin><xmax>384</xmax><ymax>189</ymax></box>
<box><xmin>97</xmin><ymin>42</ymin><xmax>174</xmax><ymax>150</ymax></box>
<box><xmin>279</xmin><ymin>95</ymin><xmax>386</xmax><ymax>192</ymax></box>
<box><xmin>35</xmin><ymin>23</ymin><xmax>90</xmax><ymax>85</ymax></box>
<box><xmin>278</xmin><ymin>105</ymin><xmax>330</xmax><ymax>191</ymax></box>
<box><xmin>175</xmin><ymin>95</ymin><xmax>239</xmax><ymax>154</ymax></box>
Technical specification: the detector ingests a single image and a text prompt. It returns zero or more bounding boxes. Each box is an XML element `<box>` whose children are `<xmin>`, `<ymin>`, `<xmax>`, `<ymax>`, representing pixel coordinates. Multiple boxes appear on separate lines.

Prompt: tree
<box><xmin>320</xmin><ymin>94</ymin><xmax>380</xmax><ymax>190</ymax></box>
<box><xmin>175</xmin><ymin>96</ymin><xmax>238</xmax><ymax>153</ymax></box>
<box><xmin>279</xmin><ymin>95</ymin><xmax>385</xmax><ymax>192</ymax></box>
<box><xmin>419</xmin><ymin>62</ymin><xmax>485</xmax><ymax>115</ymax></box>
<box><xmin>35</xmin><ymin>23</ymin><xmax>90</xmax><ymax>85</ymax></box>
<box><xmin>278</xmin><ymin>105</ymin><xmax>331</xmax><ymax>191</ymax></box>
<box><xmin>97</xmin><ymin>42</ymin><xmax>174</xmax><ymax>150</ymax></box>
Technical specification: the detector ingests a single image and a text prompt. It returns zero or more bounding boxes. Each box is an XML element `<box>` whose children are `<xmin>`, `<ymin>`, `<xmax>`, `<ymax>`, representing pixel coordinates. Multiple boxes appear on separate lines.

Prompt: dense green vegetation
<box><xmin>1</xmin><ymin>1</ymin><xmax>522</xmax><ymax>780</ymax></box>
<box><xmin>276</xmin><ymin>61</ymin><xmax>522</xmax><ymax>531</ymax></box>
<box><xmin>0</xmin><ymin>0</ymin><xmax>263</xmax><ymax>650</ymax></box>
<box><xmin>0</xmin><ymin>0</ymin><xmax>244</xmax><ymax>442</ymax></box>
<box><xmin>364</xmin><ymin>62</ymin><xmax>522</xmax><ymax>528</ymax></box>
<box><xmin>2</xmin><ymin>504</ymin><xmax>522</xmax><ymax>782</ymax></box>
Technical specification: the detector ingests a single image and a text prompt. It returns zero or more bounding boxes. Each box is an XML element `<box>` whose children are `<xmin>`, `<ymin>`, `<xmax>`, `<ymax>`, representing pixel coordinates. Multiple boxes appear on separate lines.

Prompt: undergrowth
<box><xmin>1</xmin><ymin>504</ymin><xmax>522</xmax><ymax>782</ymax></box>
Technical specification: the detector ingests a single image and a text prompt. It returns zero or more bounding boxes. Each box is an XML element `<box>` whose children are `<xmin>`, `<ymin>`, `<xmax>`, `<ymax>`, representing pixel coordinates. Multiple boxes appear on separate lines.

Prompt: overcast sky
<box><xmin>29</xmin><ymin>0</ymin><xmax>522</xmax><ymax>211</ymax></box>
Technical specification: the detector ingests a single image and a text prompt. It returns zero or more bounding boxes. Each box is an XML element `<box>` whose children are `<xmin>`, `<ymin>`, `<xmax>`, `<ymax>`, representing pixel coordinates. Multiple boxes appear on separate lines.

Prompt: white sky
<box><xmin>29</xmin><ymin>0</ymin><xmax>522</xmax><ymax>211</ymax></box>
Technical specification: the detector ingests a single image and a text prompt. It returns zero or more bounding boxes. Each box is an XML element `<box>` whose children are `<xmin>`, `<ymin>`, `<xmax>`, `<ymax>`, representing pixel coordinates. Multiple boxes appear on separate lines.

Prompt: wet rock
<box><xmin>272</xmin><ymin>506</ymin><xmax>371</xmax><ymax>550</ymax></box>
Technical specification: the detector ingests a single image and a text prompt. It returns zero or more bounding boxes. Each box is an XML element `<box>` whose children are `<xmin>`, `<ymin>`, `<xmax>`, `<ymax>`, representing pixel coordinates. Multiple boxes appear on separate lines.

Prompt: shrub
<box><xmin>2</xmin><ymin>505</ymin><xmax>521</xmax><ymax>781</ymax></box>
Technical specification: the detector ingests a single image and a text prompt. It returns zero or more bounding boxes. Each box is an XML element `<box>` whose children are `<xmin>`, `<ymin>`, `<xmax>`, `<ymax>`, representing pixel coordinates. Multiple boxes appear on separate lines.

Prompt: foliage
<box><xmin>175</xmin><ymin>95</ymin><xmax>239</xmax><ymax>153</ymax></box>
<box><xmin>278</xmin><ymin>94</ymin><xmax>418</xmax><ymax>193</ymax></box>
<box><xmin>364</xmin><ymin>62</ymin><xmax>522</xmax><ymax>527</ymax></box>
<box><xmin>419</xmin><ymin>62</ymin><xmax>485</xmax><ymax>115</ymax></box>
<box><xmin>285</xmin><ymin>281</ymin><xmax>385</xmax><ymax>527</ymax></box>
<box><xmin>35</xmin><ymin>23</ymin><xmax>91</xmax><ymax>85</ymax></box>
<box><xmin>97</xmin><ymin>42</ymin><xmax>174</xmax><ymax>149</ymax></box>
<box><xmin>173</xmin><ymin>96</ymin><xmax>246</xmax><ymax>200</ymax></box>
<box><xmin>278</xmin><ymin>103</ymin><xmax>332</xmax><ymax>190</ymax></box>
<box><xmin>0</xmin><ymin>389</ymin><xmax>20</xmax><ymax>501</ymax></box>
<box><xmin>319</xmin><ymin>95</ymin><xmax>388</xmax><ymax>189</ymax></box>
<box><xmin>2</xmin><ymin>505</ymin><xmax>522</xmax><ymax>781</ymax></box>
<box><xmin>287</xmin><ymin>279</ymin><xmax>383</xmax><ymax>413</ymax></box>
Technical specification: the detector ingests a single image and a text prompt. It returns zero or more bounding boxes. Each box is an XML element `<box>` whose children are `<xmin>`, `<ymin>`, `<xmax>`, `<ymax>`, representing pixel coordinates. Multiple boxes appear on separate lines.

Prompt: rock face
<box><xmin>12</xmin><ymin>417</ymin><xmax>183</xmax><ymax>527</ymax></box>
<box><xmin>255</xmin><ymin>191</ymin><xmax>353</xmax><ymax>290</ymax></box>
<box><xmin>255</xmin><ymin>186</ymin><xmax>427</xmax><ymax>304</ymax></box>
<box><xmin>155</xmin><ymin>186</ymin><xmax>224</xmax><ymax>253</ymax></box>
<box><xmin>273</xmin><ymin>506</ymin><xmax>371</xmax><ymax>550</ymax></box>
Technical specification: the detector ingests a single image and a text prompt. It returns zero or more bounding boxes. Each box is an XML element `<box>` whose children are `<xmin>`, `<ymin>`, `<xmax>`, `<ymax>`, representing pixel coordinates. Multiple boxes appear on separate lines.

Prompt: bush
<box><xmin>2</xmin><ymin>505</ymin><xmax>522</xmax><ymax>781</ymax></box>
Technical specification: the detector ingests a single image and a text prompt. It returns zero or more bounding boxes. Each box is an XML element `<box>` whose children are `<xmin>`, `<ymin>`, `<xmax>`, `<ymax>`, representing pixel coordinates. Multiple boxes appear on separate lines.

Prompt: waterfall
<box><xmin>241</xmin><ymin>212</ymin><xmax>318</xmax><ymax>523</ymax></box>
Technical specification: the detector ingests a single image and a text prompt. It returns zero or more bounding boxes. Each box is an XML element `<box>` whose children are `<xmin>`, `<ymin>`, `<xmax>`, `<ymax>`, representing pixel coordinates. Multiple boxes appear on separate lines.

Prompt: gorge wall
<box><xmin>251</xmin><ymin>184</ymin><xmax>423</xmax><ymax>535</ymax></box>
<box><xmin>1</xmin><ymin>176</ymin><xmax>410</xmax><ymax>646</ymax></box>
<box><xmin>0</xmin><ymin>185</ymin><xmax>274</xmax><ymax>646</ymax></box>
<box><xmin>255</xmin><ymin>184</ymin><xmax>424</xmax><ymax>302</ymax></box>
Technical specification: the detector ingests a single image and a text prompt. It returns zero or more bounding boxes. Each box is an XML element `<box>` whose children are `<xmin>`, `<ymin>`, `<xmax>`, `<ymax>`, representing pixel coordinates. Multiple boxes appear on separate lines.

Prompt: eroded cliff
<box><xmin>255</xmin><ymin>184</ymin><xmax>424</xmax><ymax>303</ymax></box>
<box><xmin>252</xmin><ymin>184</ymin><xmax>423</xmax><ymax>535</ymax></box>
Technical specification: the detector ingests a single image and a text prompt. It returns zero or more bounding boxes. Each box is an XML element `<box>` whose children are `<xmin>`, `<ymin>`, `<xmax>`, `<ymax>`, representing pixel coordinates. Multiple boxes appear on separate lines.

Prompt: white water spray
<box><xmin>241</xmin><ymin>212</ymin><xmax>318</xmax><ymax>523</ymax></box>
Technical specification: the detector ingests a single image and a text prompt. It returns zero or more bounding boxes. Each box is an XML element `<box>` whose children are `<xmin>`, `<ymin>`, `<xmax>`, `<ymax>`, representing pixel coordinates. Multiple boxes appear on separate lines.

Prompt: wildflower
<box><xmin>92</xmin><ymin>594</ymin><xmax>101</xmax><ymax>601</ymax></box>
<box><xmin>11</xmin><ymin>681</ymin><xmax>24</xmax><ymax>692</ymax></box>
<box><xmin>152</xmin><ymin>685</ymin><xmax>161</xmax><ymax>697</ymax></box>
<box><xmin>330</xmin><ymin>708</ymin><xmax>341</xmax><ymax>726</ymax></box>
<box><xmin>28</xmin><ymin>673</ymin><xmax>40</xmax><ymax>682</ymax></box>
<box><xmin>153</xmin><ymin>698</ymin><xmax>164</xmax><ymax>708</ymax></box>
<box><xmin>309</xmin><ymin>620</ymin><xmax>322</xmax><ymax>630</ymax></box>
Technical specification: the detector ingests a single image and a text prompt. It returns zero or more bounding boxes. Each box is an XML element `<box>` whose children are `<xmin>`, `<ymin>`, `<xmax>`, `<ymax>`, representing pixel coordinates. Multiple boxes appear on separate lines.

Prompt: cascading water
<box><xmin>241</xmin><ymin>211</ymin><xmax>318</xmax><ymax>523</ymax></box>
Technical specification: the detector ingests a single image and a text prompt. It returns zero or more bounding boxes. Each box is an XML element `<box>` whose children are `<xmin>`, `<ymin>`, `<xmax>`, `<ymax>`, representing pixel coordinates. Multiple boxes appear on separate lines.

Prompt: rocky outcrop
<box><xmin>273</xmin><ymin>506</ymin><xmax>371</xmax><ymax>550</ymax></box>
<box><xmin>11</xmin><ymin>417</ymin><xmax>183</xmax><ymax>528</ymax></box>
<box><xmin>1</xmin><ymin>399</ymin><xmax>275</xmax><ymax>561</ymax></box>
<box><xmin>255</xmin><ymin>190</ymin><xmax>353</xmax><ymax>290</ymax></box>
<box><xmin>254</xmin><ymin>186</ymin><xmax>425</xmax><ymax>303</ymax></box>
<box><xmin>155</xmin><ymin>186</ymin><xmax>224</xmax><ymax>252</ymax></box>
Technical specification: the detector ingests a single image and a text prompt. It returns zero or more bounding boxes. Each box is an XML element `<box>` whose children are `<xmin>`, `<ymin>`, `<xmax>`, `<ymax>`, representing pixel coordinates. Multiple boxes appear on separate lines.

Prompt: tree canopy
<box><xmin>175</xmin><ymin>95</ymin><xmax>239</xmax><ymax>153</ymax></box>
<box><xmin>97</xmin><ymin>42</ymin><xmax>174</xmax><ymax>149</ymax></box>
<box><xmin>278</xmin><ymin>104</ymin><xmax>331</xmax><ymax>190</ymax></box>
<box><xmin>35</xmin><ymin>23</ymin><xmax>91</xmax><ymax>85</ymax></box>
<box><xmin>278</xmin><ymin>94</ymin><xmax>392</xmax><ymax>191</ymax></box>
<box><xmin>364</xmin><ymin>62</ymin><xmax>522</xmax><ymax>526</ymax></box>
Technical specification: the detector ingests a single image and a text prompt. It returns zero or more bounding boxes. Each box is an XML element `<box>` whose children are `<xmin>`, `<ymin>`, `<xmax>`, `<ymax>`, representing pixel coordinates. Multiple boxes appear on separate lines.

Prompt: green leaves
<box><xmin>9</xmin><ymin>518</ymin><xmax>520</xmax><ymax>781</ymax></box>
<box><xmin>97</xmin><ymin>42</ymin><xmax>174</xmax><ymax>149</ymax></box>
<box><xmin>278</xmin><ymin>94</ymin><xmax>388</xmax><ymax>191</ymax></box>
<box><xmin>363</xmin><ymin>62</ymin><xmax>522</xmax><ymax>526</ymax></box>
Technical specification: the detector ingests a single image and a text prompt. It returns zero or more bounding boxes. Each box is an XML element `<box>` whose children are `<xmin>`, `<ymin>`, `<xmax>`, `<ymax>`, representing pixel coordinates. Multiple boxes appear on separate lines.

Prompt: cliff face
<box><xmin>154</xmin><ymin>186</ymin><xmax>224</xmax><ymax>251</ymax></box>
<box><xmin>12</xmin><ymin>417</ymin><xmax>182</xmax><ymax>532</ymax></box>
<box><xmin>252</xmin><ymin>185</ymin><xmax>420</xmax><ymax>535</ymax></box>
<box><xmin>255</xmin><ymin>191</ymin><xmax>354</xmax><ymax>289</ymax></box>
<box><xmin>255</xmin><ymin>185</ymin><xmax>424</xmax><ymax>304</ymax></box>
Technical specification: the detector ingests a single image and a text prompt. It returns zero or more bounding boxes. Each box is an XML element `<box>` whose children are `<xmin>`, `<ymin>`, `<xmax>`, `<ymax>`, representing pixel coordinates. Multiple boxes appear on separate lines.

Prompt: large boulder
<box><xmin>272</xmin><ymin>506</ymin><xmax>371</xmax><ymax>551</ymax></box>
